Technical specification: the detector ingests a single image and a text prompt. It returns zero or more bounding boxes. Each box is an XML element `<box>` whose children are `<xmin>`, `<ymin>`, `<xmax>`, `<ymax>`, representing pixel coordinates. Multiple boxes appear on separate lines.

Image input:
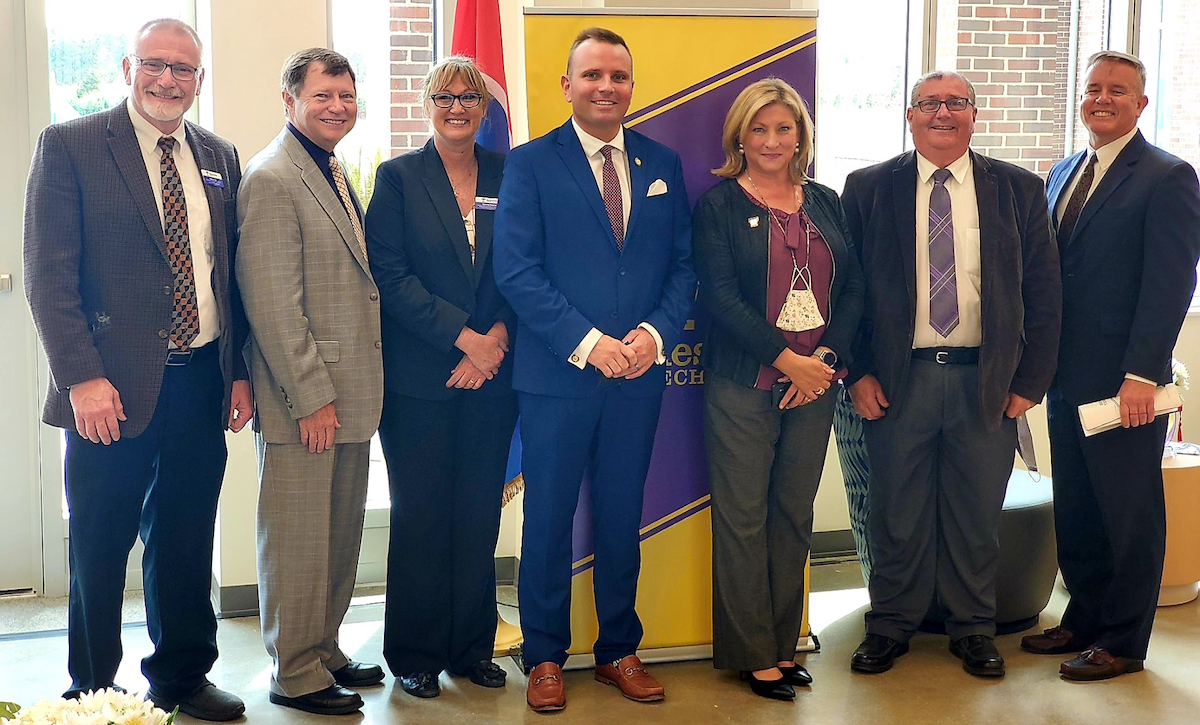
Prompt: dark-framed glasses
<box><xmin>430</xmin><ymin>92</ymin><xmax>484</xmax><ymax>109</ymax></box>
<box><xmin>913</xmin><ymin>97</ymin><xmax>972</xmax><ymax>113</ymax></box>
<box><xmin>131</xmin><ymin>56</ymin><xmax>199</xmax><ymax>81</ymax></box>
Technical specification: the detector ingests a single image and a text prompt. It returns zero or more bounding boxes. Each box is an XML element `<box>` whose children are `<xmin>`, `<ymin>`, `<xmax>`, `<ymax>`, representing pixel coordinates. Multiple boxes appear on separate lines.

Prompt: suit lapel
<box><xmin>556</xmin><ymin>122</ymin><xmax>619</xmax><ymax>252</ymax></box>
<box><xmin>1069</xmin><ymin>132</ymin><xmax>1144</xmax><ymax>245</ymax></box>
<box><xmin>624</xmin><ymin>130</ymin><xmax>648</xmax><ymax>249</ymax></box>
<box><xmin>892</xmin><ymin>153</ymin><xmax>919</xmax><ymax>320</ymax></box>
<box><xmin>420</xmin><ymin>142</ymin><xmax>475</xmax><ymax>284</ymax></box>
<box><xmin>106</xmin><ymin>107</ymin><xmax>169</xmax><ymax>260</ymax></box>
<box><xmin>1047</xmin><ymin>150</ymin><xmax>1086</xmax><ymax>235</ymax></box>
<box><xmin>473</xmin><ymin>149</ymin><xmax>503</xmax><ymax>287</ymax></box>
<box><xmin>281</xmin><ymin>131</ymin><xmax>370</xmax><ymax>274</ymax></box>
<box><xmin>972</xmin><ymin>152</ymin><xmax>1001</xmax><ymax>330</ymax></box>
<box><xmin>186</xmin><ymin>125</ymin><xmax>228</xmax><ymax>311</ymax></box>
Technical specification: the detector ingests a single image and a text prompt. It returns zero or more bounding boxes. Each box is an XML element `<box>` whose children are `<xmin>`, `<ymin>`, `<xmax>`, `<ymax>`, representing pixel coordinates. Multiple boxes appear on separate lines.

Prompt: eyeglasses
<box><xmin>429</xmin><ymin>92</ymin><xmax>484</xmax><ymax>109</ymax></box>
<box><xmin>912</xmin><ymin>97</ymin><xmax>972</xmax><ymax>113</ymax></box>
<box><xmin>131</xmin><ymin>56</ymin><xmax>199</xmax><ymax>81</ymax></box>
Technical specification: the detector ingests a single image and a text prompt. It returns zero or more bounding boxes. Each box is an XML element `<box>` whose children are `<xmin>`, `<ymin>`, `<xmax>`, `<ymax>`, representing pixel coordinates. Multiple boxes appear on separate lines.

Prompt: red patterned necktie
<box><xmin>158</xmin><ymin>136</ymin><xmax>199</xmax><ymax>350</ymax></box>
<box><xmin>600</xmin><ymin>145</ymin><xmax>624</xmax><ymax>250</ymax></box>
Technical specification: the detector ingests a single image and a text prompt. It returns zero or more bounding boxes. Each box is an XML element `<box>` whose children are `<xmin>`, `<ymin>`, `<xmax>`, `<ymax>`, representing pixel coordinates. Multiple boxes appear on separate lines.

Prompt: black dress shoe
<box><xmin>269</xmin><ymin>684</ymin><xmax>363</xmax><ymax>716</ymax></box>
<box><xmin>399</xmin><ymin>670</ymin><xmax>441</xmax><ymax>698</ymax></box>
<box><xmin>331</xmin><ymin>661</ymin><xmax>385</xmax><ymax>688</ymax></box>
<box><xmin>451</xmin><ymin>660</ymin><xmax>507</xmax><ymax>688</ymax></box>
<box><xmin>777</xmin><ymin>663</ymin><xmax>813</xmax><ymax>686</ymax></box>
<box><xmin>850</xmin><ymin>634</ymin><xmax>910</xmax><ymax>674</ymax></box>
<box><xmin>148</xmin><ymin>681</ymin><xmax>246</xmax><ymax>722</ymax></box>
<box><xmin>739</xmin><ymin>672</ymin><xmax>795</xmax><ymax>701</ymax></box>
<box><xmin>950</xmin><ymin>635</ymin><xmax>1006</xmax><ymax>677</ymax></box>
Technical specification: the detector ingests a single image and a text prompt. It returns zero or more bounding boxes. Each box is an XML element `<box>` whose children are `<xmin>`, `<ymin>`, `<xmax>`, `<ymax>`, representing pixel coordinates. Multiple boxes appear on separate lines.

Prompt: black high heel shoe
<box><xmin>778</xmin><ymin>662</ymin><xmax>813</xmax><ymax>686</ymax></box>
<box><xmin>740</xmin><ymin>671</ymin><xmax>795</xmax><ymax>701</ymax></box>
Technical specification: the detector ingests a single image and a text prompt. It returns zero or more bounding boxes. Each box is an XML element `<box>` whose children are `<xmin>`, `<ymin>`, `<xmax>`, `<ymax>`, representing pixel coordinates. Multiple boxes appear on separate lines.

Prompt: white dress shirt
<box><xmin>1057</xmin><ymin>126</ymin><xmax>1153</xmax><ymax>386</ymax></box>
<box><xmin>567</xmin><ymin>119</ymin><xmax>665</xmax><ymax>369</ymax></box>
<box><xmin>127</xmin><ymin>98</ymin><xmax>218</xmax><ymax>348</ymax></box>
<box><xmin>913</xmin><ymin>150</ymin><xmax>982</xmax><ymax>348</ymax></box>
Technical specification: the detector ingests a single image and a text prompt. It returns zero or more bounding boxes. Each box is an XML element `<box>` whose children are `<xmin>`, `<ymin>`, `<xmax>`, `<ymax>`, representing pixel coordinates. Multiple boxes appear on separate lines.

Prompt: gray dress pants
<box><xmin>862</xmin><ymin>359</ymin><xmax>1016</xmax><ymax>642</ymax></box>
<box><xmin>705</xmin><ymin>373</ymin><xmax>836</xmax><ymax>670</ymax></box>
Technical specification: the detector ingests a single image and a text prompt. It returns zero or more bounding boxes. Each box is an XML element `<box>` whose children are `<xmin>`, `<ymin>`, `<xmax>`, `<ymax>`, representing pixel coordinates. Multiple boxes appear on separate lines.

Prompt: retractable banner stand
<box><xmin>522</xmin><ymin>8</ymin><xmax>819</xmax><ymax>665</ymax></box>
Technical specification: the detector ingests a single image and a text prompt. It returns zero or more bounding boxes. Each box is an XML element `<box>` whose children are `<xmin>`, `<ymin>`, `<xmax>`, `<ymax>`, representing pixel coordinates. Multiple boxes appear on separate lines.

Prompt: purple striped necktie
<box><xmin>928</xmin><ymin>168</ymin><xmax>959</xmax><ymax>337</ymax></box>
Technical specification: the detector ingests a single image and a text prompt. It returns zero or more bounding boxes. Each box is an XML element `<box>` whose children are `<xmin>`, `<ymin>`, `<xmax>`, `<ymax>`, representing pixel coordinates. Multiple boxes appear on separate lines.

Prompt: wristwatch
<box><xmin>814</xmin><ymin>348</ymin><xmax>838</xmax><ymax>368</ymax></box>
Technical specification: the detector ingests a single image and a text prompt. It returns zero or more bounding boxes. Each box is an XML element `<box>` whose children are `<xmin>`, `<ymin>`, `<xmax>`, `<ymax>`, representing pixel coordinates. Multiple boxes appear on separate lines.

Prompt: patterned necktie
<box><xmin>928</xmin><ymin>168</ymin><xmax>959</xmax><ymax>338</ymax></box>
<box><xmin>158</xmin><ymin>136</ymin><xmax>199</xmax><ymax>350</ymax></box>
<box><xmin>1057</xmin><ymin>153</ymin><xmax>1098</xmax><ymax>243</ymax></box>
<box><xmin>600</xmin><ymin>145</ymin><xmax>624</xmax><ymax>250</ymax></box>
<box><xmin>329</xmin><ymin>155</ymin><xmax>367</xmax><ymax>259</ymax></box>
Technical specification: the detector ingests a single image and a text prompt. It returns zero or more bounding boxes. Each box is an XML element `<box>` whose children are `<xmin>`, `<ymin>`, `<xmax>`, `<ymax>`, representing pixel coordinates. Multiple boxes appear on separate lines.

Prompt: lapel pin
<box><xmin>635</xmin><ymin>157</ymin><xmax>642</xmax><ymax>166</ymax></box>
<box><xmin>749</xmin><ymin>216</ymin><xmax>760</xmax><ymax>228</ymax></box>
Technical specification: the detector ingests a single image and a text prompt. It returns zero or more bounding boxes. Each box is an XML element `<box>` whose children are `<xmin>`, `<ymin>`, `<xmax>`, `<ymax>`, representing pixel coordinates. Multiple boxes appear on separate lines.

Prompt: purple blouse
<box><xmin>742</xmin><ymin>187</ymin><xmax>845</xmax><ymax>391</ymax></box>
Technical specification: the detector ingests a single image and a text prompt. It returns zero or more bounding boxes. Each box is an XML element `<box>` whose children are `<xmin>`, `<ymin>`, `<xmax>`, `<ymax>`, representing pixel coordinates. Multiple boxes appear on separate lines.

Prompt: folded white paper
<box><xmin>1077</xmin><ymin>384</ymin><xmax>1182</xmax><ymax>437</ymax></box>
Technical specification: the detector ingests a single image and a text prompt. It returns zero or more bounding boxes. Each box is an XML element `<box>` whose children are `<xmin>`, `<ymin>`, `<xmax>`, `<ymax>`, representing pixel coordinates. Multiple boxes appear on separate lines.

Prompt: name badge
<box><xmin>201</xmin><ymin>169</ymin><xmax>225</xmax><ymax>188</ymax></box>
<box><xmin>475</xmin><ymin>196</ymin><xmax>498</xmax><ymax>211</ymax></box>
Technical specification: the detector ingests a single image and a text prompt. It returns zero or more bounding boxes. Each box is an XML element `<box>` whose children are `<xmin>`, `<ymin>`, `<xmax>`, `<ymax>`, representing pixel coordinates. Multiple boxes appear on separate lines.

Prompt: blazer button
<box><xmin>618</xmin><ymin>267</ymin><xmax>626</xmax><ymax>275</ymax></box>
<box><xmin>611</xmin><ymin>311</ymin><xmax>619</xmax><ymax>319</ymax></box>
<box><xmin>370</xmin><ymin>292</ymin><xmax>379</xmax><ymax>301</ymax></box>
<box><xmin>158</xmin><ymin>329</ymin><xmax>168</xmax><ymax>339</ymax></box>
<box><xmin>163</xmin><ymin>285</ymin><xmax>172</xmax><ymax>295</ymax></box>
<box><xmin>375</xmin><ymin>341</ymin><xmax>382</xmax><ymax>349</ymax></box>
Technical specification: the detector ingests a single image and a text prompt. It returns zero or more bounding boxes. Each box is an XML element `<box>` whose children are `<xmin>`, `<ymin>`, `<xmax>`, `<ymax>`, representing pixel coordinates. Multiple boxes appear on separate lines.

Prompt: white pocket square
<box><xmin>647</xmin><ymin>179</ymin><xmax>668</xmax><ymax>197</ymax></box>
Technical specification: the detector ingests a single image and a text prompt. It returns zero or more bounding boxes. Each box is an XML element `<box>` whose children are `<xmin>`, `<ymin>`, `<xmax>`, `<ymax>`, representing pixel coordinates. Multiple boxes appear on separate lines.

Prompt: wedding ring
<box><xmin>469</xmin><ymin>379</ymin><xmax>476</xmax><ymax>384</ymax></box>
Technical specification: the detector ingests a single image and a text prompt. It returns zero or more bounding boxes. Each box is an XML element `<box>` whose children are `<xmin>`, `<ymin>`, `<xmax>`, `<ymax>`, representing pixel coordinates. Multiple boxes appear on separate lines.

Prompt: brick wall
<box><xmin>953</xmin><ymin>0</ymin><xmax>1063</xmax><ymax>177</ymax></box>
<box><xmin>389</xmin><ymin>0</ymin><xmax>435</xmax><ymax>154</ymax></box>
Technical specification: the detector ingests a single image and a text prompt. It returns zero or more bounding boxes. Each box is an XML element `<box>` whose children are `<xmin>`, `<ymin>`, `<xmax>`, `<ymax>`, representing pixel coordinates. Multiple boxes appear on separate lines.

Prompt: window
<box><xmin>46</xmin><ymin>0</ymin><xmax>192</xmax><ymax>124</ymax></box>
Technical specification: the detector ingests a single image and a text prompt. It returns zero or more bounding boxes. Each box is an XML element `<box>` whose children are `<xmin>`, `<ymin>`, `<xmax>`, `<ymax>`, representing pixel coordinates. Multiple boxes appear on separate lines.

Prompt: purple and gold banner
<box><xmin>523</xmin><ymin>9</ymin><xmax>818</xmax><ymax>658</ymax></box>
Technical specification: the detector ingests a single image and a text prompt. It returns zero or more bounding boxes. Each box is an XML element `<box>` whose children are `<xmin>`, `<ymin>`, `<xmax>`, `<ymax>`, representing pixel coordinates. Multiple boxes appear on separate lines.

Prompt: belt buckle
<box><xmin>165</xmin><ymin>349</ymin><xmax>192</xmax><ymax>366</ymax></box>
<box><xmin>935</xmin><ymin>350</ymin><xmax>950</xmax><ymax>365</ymax></box>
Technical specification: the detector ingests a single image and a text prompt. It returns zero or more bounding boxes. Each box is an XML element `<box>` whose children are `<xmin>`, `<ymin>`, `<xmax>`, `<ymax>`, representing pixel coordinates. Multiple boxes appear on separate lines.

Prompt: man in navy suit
<box><xmin>1021</xmin><ymin>50</ymin><xmax>1200</xmax><ymax>681</ymax></box>
<box><xmin>493</xmin><ymin>26</ymin><xmax>694</xmax><ymax>712</ymax></box>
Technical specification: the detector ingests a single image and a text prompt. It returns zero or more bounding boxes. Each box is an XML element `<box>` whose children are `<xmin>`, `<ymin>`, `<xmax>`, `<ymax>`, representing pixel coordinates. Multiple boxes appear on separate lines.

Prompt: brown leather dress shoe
<box><xmin>1060</xmin><ymin>647</ymin><xmax>1144</xmax><ymax>681</ymax></box>
<box><xmin>594</xmin><ymin>655</ymin><xmax>664</xmax><ymax>702</ymax></box>
<box><xmin>526</xmin><ymin>662</ymin><xmax>566</xmax><ymax>712</ymax></box>
<box><xmin>1021</xmin><ymin>626</ymin><xmax>1088</xmax><ymax>655</ymax></box>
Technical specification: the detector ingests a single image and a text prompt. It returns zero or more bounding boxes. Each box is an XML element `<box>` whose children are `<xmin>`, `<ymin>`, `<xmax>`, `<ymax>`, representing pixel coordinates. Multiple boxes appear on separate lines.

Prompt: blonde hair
<box><xmin>421</xmin><ymin>55</ymin><xmax>491</xmax><ymax>109</ymax></box>
<box><xmin>713</xmin><ymin>78</ymin><xmax>813</xmax><ymax>184</ymax></box>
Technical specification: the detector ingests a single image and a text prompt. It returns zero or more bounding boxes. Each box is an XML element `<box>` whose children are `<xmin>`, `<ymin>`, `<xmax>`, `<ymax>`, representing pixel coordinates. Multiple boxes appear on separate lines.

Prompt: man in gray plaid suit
<box><xmin>23</xmin><ymin>18</ymin><xmax>250</xmax><ymax>720</ymax></box>
<box><xmin>235</xmin><ymin>48</ymin><xmax>384</xmax><ymax>716</ymax></box>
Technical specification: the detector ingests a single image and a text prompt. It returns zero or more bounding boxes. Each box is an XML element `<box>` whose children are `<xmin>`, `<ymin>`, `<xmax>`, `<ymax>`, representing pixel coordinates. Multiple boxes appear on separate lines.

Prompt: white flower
<box><xmin>1173</xmin><ymin>358</ymin><xmax>1190</xmax><ymax>390</ymax></box>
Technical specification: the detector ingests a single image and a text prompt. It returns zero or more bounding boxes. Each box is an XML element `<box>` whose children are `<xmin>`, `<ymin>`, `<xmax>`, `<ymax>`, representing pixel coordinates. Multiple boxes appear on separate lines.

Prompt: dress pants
<box><xmin>862</xmin><ymin>359</ymin><xmax>1016</xmax><ymax>642</ymax></box>
<box><xmin>517</xmin><ymin>386</ymin><xmax>663</xmax><ymax>669</ymax></box>
<box><xmin>376</xmin><ymin>390</ymin><xmax>518</xmax><ymax>676</ymax></box>
<box><xmin>63</xmin><ymin>344</ymin><xmax>226</xmax><ymax>699</ymax></box>
<box><xmin>705</xmin><ymin>373</ymin><xmax>835</xmax><ymax>670</ymax></box>
<box><xmin>256</xmin><ymin>438</ymin><xmax>371</xmax><ymax>697</ymax></box>
<box><xmin>1047</xmin><ymin>397</ymin><xmax>1166</xmax><ymax>659</ymax></box>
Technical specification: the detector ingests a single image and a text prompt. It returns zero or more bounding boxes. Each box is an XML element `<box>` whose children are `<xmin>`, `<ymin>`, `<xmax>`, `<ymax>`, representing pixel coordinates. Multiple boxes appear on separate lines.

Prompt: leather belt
<box><xmin>912</xmin><ymin>346</ymin><xmax>979</xmax><ymax>365</ymax></box>
<box><xmin>165</xmin><ymin>340</ymin><xmax>218</xmax><ymax>367</ymax></box>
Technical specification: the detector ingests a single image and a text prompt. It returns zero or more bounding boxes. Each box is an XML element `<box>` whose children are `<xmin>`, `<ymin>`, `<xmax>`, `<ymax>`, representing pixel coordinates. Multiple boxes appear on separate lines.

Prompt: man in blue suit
<box><xmin>493</xmin><ymin>26</ymin><xmax>695</xmax><ymax>713</ymax></box>
<box><xmin>1021</xmin><ymin>50</ymin><xmax>1200</xmax><ymax>681</ymax></box>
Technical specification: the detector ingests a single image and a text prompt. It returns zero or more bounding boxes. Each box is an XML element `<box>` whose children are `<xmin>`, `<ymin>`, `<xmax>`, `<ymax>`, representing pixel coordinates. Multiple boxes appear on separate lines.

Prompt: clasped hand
<box><xmin>448</xmin><ymin>322</ymin><xmax>509</xmax><ymax>389</ymax></box>
<box><xmin>588</xmin><ymin>328</ymin><xmax>657</xmax><ymax>379</ymax></box>
<box><xmin>773</xmin><ymin>350</ymin><xmax>835</xmax><ymax>409</ymax></box>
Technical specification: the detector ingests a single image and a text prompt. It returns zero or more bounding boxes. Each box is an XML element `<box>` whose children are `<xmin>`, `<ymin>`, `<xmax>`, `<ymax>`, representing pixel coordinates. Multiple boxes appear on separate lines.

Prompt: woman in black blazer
<box><xmin>692</xmin><ymin>78</ymin><xmax>864</xmax><ymax>700</ymax></box>
<box><xmin>364</xmin><ymin>56</ymin><xmax>516</xmax><ymax>698</ymax></box>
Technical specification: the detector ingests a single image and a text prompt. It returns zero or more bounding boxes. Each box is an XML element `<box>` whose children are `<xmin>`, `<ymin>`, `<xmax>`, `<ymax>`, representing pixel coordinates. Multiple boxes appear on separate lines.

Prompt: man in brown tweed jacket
<box><xmin>23</xmin><ymin>18</ymin><xmax>250</xmax><ymax>721</ymax></box>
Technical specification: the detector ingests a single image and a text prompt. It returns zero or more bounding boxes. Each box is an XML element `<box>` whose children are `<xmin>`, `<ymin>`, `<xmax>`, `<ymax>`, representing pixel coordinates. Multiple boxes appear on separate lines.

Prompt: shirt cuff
<box><xmin>639</xmin><ymin>322</ymin><xmax>666</xmax><ymax>365</ymax></box>
<box><xmin>569</xmin><ymin>328</ymin><xmax>603</xmax><ymax>370</ymax></box>
<box><xmin>1125</xmin><ymin>373</ymin><xmax>1157</xmax><ymax>386</ymax></box>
